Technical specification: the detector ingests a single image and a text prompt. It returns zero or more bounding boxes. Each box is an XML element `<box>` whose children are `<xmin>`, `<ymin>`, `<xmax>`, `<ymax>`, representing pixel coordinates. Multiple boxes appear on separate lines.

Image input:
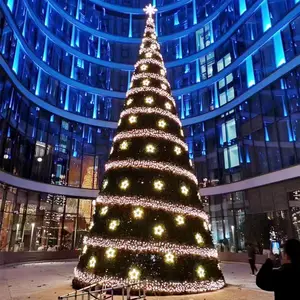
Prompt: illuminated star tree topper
<box><xmin>143</xmin><ymin>4</ymin><xmax>157</xmax><ymax>18</ymax></box>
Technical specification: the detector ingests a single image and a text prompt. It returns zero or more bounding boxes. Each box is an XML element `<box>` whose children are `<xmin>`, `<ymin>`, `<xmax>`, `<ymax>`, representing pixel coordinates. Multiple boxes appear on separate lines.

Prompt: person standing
<box><xmin>256</xmin><ymin>239</ymin><xmax>300</xmax><ymax>300</ymax></box>
<box><xmin>247</xmin><ymin>243</ymin><xmax>258</xmax><ymax>275</ymax></box>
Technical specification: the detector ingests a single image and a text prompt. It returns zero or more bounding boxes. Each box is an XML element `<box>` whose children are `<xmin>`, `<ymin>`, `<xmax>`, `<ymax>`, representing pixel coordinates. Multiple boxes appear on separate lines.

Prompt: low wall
<box><xmin>0</xmin><ymin>250</ymin><xmax>268</xmax><ymax>266</ymax></box>
<box><xmin>0</xmin><ymin>250</ymin><xmax>80</xmax><ymax>266</ymax></box>
<box><xmin>218</xmin><ymin>251</ymin><xmax>268</xmax><ymax>264</ymax></box>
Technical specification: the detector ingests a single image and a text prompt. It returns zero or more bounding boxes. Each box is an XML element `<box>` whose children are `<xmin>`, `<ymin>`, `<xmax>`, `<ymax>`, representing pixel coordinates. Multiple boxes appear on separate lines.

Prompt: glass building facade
<box><xmin>0</xmin><ymin>0</ymin><xmax>300</xmax><ymax>252</ymax></box>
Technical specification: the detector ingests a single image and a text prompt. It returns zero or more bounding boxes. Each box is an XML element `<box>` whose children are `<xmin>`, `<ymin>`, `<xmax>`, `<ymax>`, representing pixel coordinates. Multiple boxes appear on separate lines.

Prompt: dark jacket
<box><xmin>256</xmin><ymin>258</ymin><xmax>300</xmax><ymax>300</ymax></box>
<box><xmin>247</xmin><ymin>245</ymin><xmax>256</xmax><ymax>260</ymax></box>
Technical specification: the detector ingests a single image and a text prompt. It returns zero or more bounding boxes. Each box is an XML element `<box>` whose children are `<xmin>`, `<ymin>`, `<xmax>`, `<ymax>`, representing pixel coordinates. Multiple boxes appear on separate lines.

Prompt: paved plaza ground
<box><xmin>0</xmin><ymin>260</ymin><xmax>273</xmax><ymax>300</ymax></box>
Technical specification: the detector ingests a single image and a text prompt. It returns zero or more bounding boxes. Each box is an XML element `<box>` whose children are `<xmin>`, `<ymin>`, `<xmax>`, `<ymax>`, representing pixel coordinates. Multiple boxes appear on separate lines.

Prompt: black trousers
<box><xmin>249</xmin><ymin>258</ymin><xmax>257</xmax><ymax>274</ymax></box>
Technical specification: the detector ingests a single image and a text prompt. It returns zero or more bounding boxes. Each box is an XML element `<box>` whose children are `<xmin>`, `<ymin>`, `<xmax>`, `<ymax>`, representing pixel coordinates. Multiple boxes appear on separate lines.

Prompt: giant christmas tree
<box><xmin>73</xmin><ymin>5</ymin><xmax>225</xmax><ymax>294</ymax></box>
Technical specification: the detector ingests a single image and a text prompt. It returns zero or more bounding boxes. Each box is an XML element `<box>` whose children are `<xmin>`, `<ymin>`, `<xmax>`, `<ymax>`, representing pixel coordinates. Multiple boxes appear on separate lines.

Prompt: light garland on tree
<box><xmin>102</xmin><ymin>179</ymin><xmax>108</xmax><ymax>189</ymax></box>
<box><xmin>83</xmin><ymin>236</ymin><xmax>218</xmax><ymax>258</ymax></box>
<box><xmin>96</xmin><ymin>195</ymin><xmax>209</xmax><ymax>221</ymax></box>
<box><xmin>120</xmin><ymin>107</ymin><xmax>180</xmax><ymax>126</ymax></box>
<box><xmin>135</xmin><ymin>59</ymin><xmax>165</xmax><ymax>71</ymax></box>
<box><xmin>132</xmin><ymin>73</ymin><xmax>170</xmax><ymax>87</ymax></box>
<box><xmin>105</xmin><ymin>160</ymin><xmax>198</xmax><ymax>185</ymax></box>
<box><xmin>139</xmin><ymin>48</ymin><xmax>162</xmax><ymax>60</ymax></box>
<box><xmin>74</xmin><ymin>268</ymin><xmax>225</xmax><ymax>294</ymax></box>
<box><xmin>160</xmin><ymin>69</ymin><xmax>166</xmax><ymax>76</ymax></box>
<box><xmin>141</xmin><ymin>37</ymin><xmax>160</xmax><ymax>49</ymax></box>
<box><xmin>127</xmin><ymin>87</ymin><xmax>175</xmax><ymax>106</ymax></box>
<box><xmin>113</xmin><ymin>129</ymin><xmax>188</xmax><ymax>151</ymax></box>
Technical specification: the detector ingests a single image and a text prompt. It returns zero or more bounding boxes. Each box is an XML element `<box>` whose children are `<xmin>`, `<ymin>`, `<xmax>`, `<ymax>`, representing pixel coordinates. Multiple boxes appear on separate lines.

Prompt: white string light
<box><xmin>120</xmin><ymin>107</ymin><xmax>181</xmax><ymax>126</ymax></box>
<box><xmin>127</xmin><ymin>87</ymin><xmax>175</xmax><ymax>106</ymax></box>
<box><xmin>139</xmin><ymin>48</ymin><xmax>162</xmax><ymax>60</ymax></box>
<box><xmin>74</xmin><ymin>268</ymin><xmax>225</xmax><ymax>294</ymax></box>
<box><xmin>113</xmin><ymin>129</ymin><xmax>188</xmax><ymax>151</ymax></box>
<box><xmin>132</xmin><ymin>73</ymin><xmax>170</xmax><ymax>87</ymax></box>
<box><xmin>105</xmin><ymin>160</ymin><xmax>198</xmax><ymax>185</ymax></box>
<box><xmin>96</xmin><ymin>195</ymin><xmax>209</xmax><ymax>221</ymax></box>
<box><xmin>161</xmin><ymin>83</ymin><xmax>168</xmax><ymax>90</ymax></box>
<box><xmin>135</xmin><ymin>59</ymin><xmax>165</xmax><ymax>71</ymax></box>
<box><xmin>84</xmin><ymin>236</ymin><xmax>218</xmax><ymax>258</ymax></box>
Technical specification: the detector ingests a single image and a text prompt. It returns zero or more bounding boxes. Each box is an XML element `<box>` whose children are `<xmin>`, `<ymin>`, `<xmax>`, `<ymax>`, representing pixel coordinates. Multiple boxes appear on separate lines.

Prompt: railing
<box><xmin>58</xmin><ymin>282</ymin><xmax>146</xmax><ymax>300</ymax></box>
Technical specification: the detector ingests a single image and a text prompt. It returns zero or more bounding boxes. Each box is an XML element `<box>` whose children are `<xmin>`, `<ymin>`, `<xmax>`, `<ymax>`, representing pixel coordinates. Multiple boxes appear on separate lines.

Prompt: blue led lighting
<box><xmin>246</xmin><ymin>148</ymin><xmax>251</xmax><ymax>163</ymax></box>
<box><xmin>7</xmin><ymin>0</ymin><xmax>14</xmax><ymax>12</ymax></box>
<box><xmin>129</xmin><ymin>14</ymin><xmax>132</xmax><ymax>37</ymax></box>
<box><xmin>12</xmin><ymin>42</ymin><xmax>20</xmax><ymax>74</ymax></box>
<box><xmin>192</xmin><ymin>0</ymin><xmax>197</xmax><ymax>25</ymax></box>
<box><xmin>64</xmin><ymin>86</ymin><xmax>70</xmax><ymax>111</ymax></box>
<box><xmin>35</xmin><ymin>69</ymin><xmax>42</xmax><ymax>96</ymax></box>
<box><xmin>239</xmin><ymin>0</ymin><xmax>247</xmax><ymax>15</ymax></box>
<box><xmin>176</xmin><ymin>38</ymin><xmax>183</xmax><ymax>59</ymax></box>
<box><xmin>261</xmin><ymin>0</ymin><xmax>271</xmax><ymax>32</ymax></box>
<box><xmin>93</xmin><ymin>95</ymin><xmax>98</xmax><ymax>119</ymax></box>
<box><xmin>246</xmin><ymin>56</ymin><xmax>255</xmax><ymax>88</ymax></box>
<box><xmin>214</xmin><ymin>83</ymin><xmax>219</xmax><ymax>109</ymax></box>
<box><xmin>196</xmin><ymin>60</ymin><xmax>200</xmax><ymax>82</ymax></box>
<box><xmin>273</xmin><ymin>32</ymin><xmax>286</xmax><ymax>68</ymax></box>
<box><xmin>174</xmin><ymin>12</ymin><xmax>179</xmax><ymax>26</ymax></box>
<box><xmin>264</xmin><ymin>125</ymin><xmax>270</xmax><ymax>142</ymax></box>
